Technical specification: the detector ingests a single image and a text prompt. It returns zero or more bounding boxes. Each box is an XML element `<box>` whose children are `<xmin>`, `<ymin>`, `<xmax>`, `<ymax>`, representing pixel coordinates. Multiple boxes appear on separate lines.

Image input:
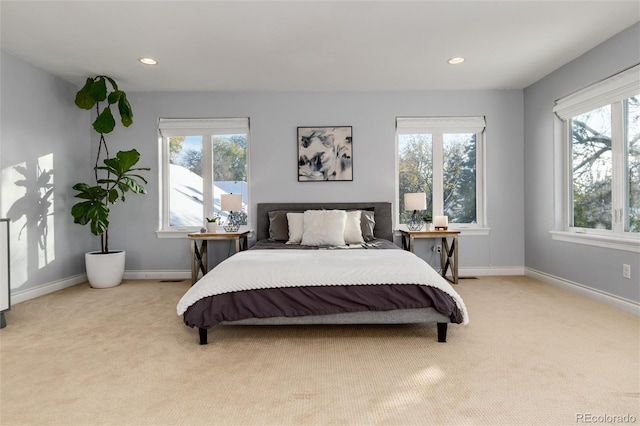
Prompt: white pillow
<box><xmin>301</xmin><ymin>210</ymin><xmax>347</xmax><ymax>246</ymax></box>
<box><xmin>344</xmin><ymin>210</ymin><xmax>365</xmax><ymax>244</ymax></box>
<box><xmin>286</xmin><ymin>212</ymin><xmax>304</xmax><ymax>244</ymax></box>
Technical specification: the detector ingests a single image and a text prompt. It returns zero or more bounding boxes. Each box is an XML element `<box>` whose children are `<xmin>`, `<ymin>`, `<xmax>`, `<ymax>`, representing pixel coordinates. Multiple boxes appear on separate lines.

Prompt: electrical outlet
<box><xmin>623</xmin><ymin>264</ymin><xmax>631</xmax><ymax>279</ymax></box>
<box><xmin>432</xmin><ymin>245</ymin><xmax>441</xmax><ymax>253</ymax></box>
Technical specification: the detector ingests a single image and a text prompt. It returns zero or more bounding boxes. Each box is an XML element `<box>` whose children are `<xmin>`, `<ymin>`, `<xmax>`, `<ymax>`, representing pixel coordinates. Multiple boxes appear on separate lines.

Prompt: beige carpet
<box><xmin>0</xmin><ymin>276</ymin><xmax>638</xmax><ymax>425</ymax></box>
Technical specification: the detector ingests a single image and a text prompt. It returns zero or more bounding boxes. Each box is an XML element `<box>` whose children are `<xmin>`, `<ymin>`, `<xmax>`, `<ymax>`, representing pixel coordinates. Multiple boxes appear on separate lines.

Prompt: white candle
<box><xmin>434</xmin><ymin>215</ymin><xmax>448</xmax><ymax>228</ymax></box>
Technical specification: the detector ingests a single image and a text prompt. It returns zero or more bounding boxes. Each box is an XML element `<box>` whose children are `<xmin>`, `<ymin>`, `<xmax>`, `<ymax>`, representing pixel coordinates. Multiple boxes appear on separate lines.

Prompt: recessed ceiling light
<box><xmin>447</xmin><ymin>57</ymin><xmax>465</xmax><ymax>65</ymax></box>
<box><xmin>139</xmin><ymin>57</ymin><xmax>158</xmax><ymax>65</ymax></box>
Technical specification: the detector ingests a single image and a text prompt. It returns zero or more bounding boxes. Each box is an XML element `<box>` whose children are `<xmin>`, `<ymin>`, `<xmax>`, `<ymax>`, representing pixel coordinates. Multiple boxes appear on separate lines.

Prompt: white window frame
<box><xmin>156</xmin><ymin>118</ymin><xmax>250</xmax><ymax>238</ymax></box>
<box><xmin>551</xmin><ymin>64</ymin><xmax>640</xmax><ymax>252</ymax></box>
<box><xmin>395</xmin><ymin>116</ymin><xmax>488</xmax><ymax>234</ymax></box>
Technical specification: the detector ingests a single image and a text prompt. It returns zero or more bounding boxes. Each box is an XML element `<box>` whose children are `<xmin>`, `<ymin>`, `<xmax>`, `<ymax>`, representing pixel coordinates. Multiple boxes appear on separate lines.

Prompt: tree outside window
<box><xmin>569</xmin><ymin>96</ymin><xmax>639</xmax><ymax>233</ymax></box>
<box><xmin>553</xmin><ymin>64</ymin><xmax>639</xmax><ymax>244</ymax></box>
<box><xmin>398</xmin><ymin>134</ymin><xmax>432</xmax><ymax>224</ymax></box>
<box><xmin>159</xmin><ymin>118</ymin><xmax>249</xmax><ymax>232</ymax></box>
<box><xmin>397</xmin><ymin>116</ymin><xmax>485</xmax><ymax>228</ymax></box>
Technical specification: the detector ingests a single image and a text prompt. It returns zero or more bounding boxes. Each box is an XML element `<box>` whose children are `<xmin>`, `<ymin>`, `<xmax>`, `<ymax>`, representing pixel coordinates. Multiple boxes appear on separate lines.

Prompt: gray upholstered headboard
<box><xmin>256</xmin><ymin>202</ymin><xmax>393</xmax><ymax>242</ymax></box>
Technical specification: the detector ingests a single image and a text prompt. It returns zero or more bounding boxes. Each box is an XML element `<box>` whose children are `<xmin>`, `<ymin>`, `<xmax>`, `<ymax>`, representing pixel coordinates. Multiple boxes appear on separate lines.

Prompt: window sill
<box><xmin>450</xmin><ymin>226</ymin><xmax>490</xmax><ymax>236</ymax></box>
<box><xmin>156</xmin><ymin>229</ymin><xmax>197</xmax><ymax>239</ymax></box>
<box><xmin>549</xmin><ymin>231</ymin><xmax>640</xmax><ymax>253</ymax></box>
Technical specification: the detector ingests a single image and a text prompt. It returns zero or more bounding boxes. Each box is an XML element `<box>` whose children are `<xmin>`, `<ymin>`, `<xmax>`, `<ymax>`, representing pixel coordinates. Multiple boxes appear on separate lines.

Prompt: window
<box><xmin>158</xmin><ymin>118</ymin><xmax>249</xmax><ymax>234</ymax></box>
<box><xmin>396</xmin><ymin>116</ymin><xmax>486</xmax><ymax>230</ymax></box>
<box><xmin>554</xmin><ymin>65</ymin><xmax>639</xmax><ymax>243</ymax></box>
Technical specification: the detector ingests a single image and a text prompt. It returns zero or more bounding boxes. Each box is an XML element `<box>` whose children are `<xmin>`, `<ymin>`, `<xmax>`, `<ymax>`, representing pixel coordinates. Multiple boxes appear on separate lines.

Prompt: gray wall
<box><xmin>0</xmin><ymin>51</ymin><xmax>91</xmax><ymax>293</ymax></box>
<box><xmin>2</xmin><ymin>49</ymin><xmax>525</xmax><ymax>295</ymax></box>
<box><xmin>109</xmin><ymin>89</ymin><xmax>524</xmax><ymax>273</ymax></box>
<box><xmin>523</xmin><ymin>22</ymin><xmax>640</xmax><ymax>302</ymax></box>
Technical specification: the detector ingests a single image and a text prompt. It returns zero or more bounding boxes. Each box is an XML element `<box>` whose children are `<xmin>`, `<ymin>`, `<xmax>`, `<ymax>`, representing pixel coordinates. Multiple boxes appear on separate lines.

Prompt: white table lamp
<box><xmin>404</xmin><ymin>192</ymin><xmax>426</xmax><ymax>231</ymax></box>
<box><xmin>220</xmin><ymin>193</ymin><xmax>243</xmax><ymax>231</ymax></box>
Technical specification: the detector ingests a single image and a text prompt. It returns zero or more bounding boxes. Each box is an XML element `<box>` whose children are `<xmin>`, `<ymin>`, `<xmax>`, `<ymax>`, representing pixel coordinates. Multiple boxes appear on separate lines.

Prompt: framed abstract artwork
<box><xmin>297</xmin><ymin>126</ymin><xmax>353</xmax><ymax>181</ymax></box>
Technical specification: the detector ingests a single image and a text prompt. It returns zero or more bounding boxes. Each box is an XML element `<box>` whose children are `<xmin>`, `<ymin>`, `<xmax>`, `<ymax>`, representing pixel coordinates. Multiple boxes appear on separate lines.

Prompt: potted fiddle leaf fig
<box><xmin>71</xmin><ymin>76</ymin><xmax>149</xmax><ymax>288</ymax></box>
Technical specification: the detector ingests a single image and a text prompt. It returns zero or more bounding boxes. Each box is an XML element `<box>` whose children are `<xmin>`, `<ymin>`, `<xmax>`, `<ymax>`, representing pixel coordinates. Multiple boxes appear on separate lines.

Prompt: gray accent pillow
<box><xmin>268</xmin><ymin>211</ymin><xmax>290</xmax><ymax>241</ymax></box>
<box><xmin>360</xmin><ymin>210</ymin><xmax>376</xmax><ymax>242</ymax></box>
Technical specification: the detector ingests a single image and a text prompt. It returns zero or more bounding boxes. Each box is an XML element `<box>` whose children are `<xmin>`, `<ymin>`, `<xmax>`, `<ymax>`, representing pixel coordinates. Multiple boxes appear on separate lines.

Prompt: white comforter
<box><xmin>177</xmin><ymin>249</ymin><xmax>469</xmax><ymax>324</ymax></box>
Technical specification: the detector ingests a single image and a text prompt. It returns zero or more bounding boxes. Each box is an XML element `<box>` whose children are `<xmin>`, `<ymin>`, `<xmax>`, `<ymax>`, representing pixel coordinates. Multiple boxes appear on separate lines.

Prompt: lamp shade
<box><xmin>434</xmin><ymin>215</ymin><xmax>448</xmax><ymax>228</ymax></box>
<box><xmin>221</xmin><ymin>193</ymin><xmax>242</xmax><ymax>212</ymax></box>
<box><xmin>404</xmin><ymin>193</ymin><xmax>426</xmax><ymax>211</ymax></box>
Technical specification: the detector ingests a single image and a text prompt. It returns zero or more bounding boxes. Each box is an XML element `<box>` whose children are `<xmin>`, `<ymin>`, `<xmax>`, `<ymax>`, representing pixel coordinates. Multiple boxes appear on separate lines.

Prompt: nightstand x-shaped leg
<box><xmin>191</xmin><ymin>240</ymin><xmax>208</xmax><ymax>285</ymax></box>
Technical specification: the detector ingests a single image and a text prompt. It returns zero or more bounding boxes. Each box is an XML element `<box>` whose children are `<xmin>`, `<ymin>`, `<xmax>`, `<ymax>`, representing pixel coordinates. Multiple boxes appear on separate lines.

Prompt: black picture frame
<box><xmin>297</xmin><ymin>126</ymin><xmax>353</xmax><ymax>182</ymax></box>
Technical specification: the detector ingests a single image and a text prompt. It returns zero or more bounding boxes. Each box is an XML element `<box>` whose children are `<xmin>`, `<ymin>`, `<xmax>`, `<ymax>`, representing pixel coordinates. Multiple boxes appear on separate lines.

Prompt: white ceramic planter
<box><xmin>206</xmin><ymin>222</ymin><xmax>217</xmax><ymax>233</ymax></box>
<box><xmin>85</xmin><ymin>250</ymin><xmax>126</xmax><ymax>288</ymax></box>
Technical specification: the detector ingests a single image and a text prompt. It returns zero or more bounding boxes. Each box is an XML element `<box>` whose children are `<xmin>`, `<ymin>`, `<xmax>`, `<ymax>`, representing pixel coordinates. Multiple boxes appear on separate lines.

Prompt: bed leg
<box><xmin>199</xmin><ymin>327</ymin><xmax>208</xmax><ymax>345</ymax></box>
<box><xmin>437</xmin><ymin>323</ymin><xmax>448</xmax><ymax>343</ymax></box>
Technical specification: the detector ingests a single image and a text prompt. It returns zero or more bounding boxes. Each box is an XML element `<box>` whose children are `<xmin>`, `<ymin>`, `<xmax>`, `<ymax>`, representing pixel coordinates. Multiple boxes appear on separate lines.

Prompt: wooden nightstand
<box><xmin>399</xmin><ymin>227</ymin><xmax>460</xmax><ymax>284</ymax></box>
<box><xmin>187</xmin><ymin>229</ymin><xmax>250</xmax><ymax>285</ymax></box>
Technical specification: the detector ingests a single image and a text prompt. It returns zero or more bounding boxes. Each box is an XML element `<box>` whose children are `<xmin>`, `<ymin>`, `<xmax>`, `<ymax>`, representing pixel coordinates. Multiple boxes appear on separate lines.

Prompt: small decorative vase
<box><xmin>206</xmin><ymin>222</ymin><xmax>217</xmax><ymax>233</ymax></box>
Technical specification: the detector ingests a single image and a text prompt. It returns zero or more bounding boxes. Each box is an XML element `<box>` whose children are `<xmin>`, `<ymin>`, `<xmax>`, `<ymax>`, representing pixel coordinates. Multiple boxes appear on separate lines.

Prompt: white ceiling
<box><xmin>1</xmin><ymin>1</ymin><xmax>638</xmax><ymax>92</ymax></box>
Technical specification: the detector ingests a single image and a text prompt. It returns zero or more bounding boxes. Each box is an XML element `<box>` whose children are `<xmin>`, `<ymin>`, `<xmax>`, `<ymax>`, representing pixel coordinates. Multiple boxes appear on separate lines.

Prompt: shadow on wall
<box><xmin>2</xmin><ymin>154</ymin><xmax>56</xmax><ymax>289</ymax></box>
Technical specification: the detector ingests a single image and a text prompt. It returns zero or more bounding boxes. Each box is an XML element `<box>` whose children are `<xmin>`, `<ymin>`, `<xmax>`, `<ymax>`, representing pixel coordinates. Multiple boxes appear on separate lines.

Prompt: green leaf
<box><xmin>72</xmin><ymin>182</ymin><xmax>91</xmax><ymax>192</ymax></box>
<box><xmin>74</xmin><ymin>78</ymin><xmax>97</xmax><ymax>110</ymax></box>
<box><xmin>118</xmin><ymin>149</ymin><xmax>140</xmax><ymax>169</ymax></box>
<box><xmin>87</xmin><ymin>203</ymin><xmax>109</xmax><ymax>236</ymax></box>
<box><xmin>118</xmin><ymin>94</ymin><xmax>133</xmax><ymax>127</ymax></box>
<box><xmin>88</xmin><ymin>203</ymin><xmax>109</xmax><ymax>221</ymax></box>
<box><xmin>104</xmin><ymin>76</ymin><xmax>118</xmax><ymax>91</ymax></box>
<box><xmin>89</xmin><ymin>76</ymin><xmax>107</xmax><ymax>102</ymax></box>
<box><xmin>108</xmin><ymin>189</ymin><xmax>119</xmax><ymax>204</ymax></box>
<box><xmin>127</xmin><ymin>172</ymin><xmax>150</xmax><ymax>185</ymax></box>
<box><xmin>71</xmin><ymin>199</ymin><xmax>110</xmax><ymax>236</ymax></box>
<box><xmin>71</xmin><ymin>201</ymin><xmax>92</xmax><ymax>225</ymax></box>
<box><xmin>93</xmin><ymin>107</ymin><xmax>116</xmax><ymax>134</ymax></box>
<box><xmin>117</xmin><ymin>181</ymin><xmax>130</xmax><ymax>200</ymax></box>
<box><xmin>72</xmin><ymin>183</ymin><xmax>108</xmax><ymax>201</ymax></box>
<box><xmin>107</xmin><ymin>90</ymin><xmax>122</xmax><ymax>105</ymax></box>
<box><xmin>123</xmin><ymin>178</ymin><xmax>147</xmax><ymax>194</ymax></box>
<box><xmin>103</xmin><ymin>149</ymin><xmax>141</xmax><ymax>173</ymax></box>
<box><xmin>73</xmin><ymin>192</ymin><xmax>96</xmax><ymax>201</ymax></box>
<box><xmin>90</xmin><ymin>220</ymin><xmax>108</xmax><ymax>237</ymax></box>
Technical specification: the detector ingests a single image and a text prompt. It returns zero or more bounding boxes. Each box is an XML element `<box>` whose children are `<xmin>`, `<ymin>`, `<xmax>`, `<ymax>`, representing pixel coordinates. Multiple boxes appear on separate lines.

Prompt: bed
<box><xmin>177</xmin><ymin>202</ymin><xmax>469</xmax><ymax>344</ymax></box>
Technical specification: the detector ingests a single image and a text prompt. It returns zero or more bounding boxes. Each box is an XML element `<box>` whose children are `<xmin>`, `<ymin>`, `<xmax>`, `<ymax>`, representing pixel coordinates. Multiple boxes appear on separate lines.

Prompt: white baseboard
<box><xmin>11</xmin><ymin>274</ymin><xmax>88</xmax><ymax>305</ymax></box>
<box><xmin>526</xmin><ymin>268</ymin><xmax>640</xmax><ymax>316</ymax></box>
<box><xmin>459</xmin><ymin>266</ymin><xmax>525</xmax><ymax>277</ymax></box>
<box><xmin>124</xmin><ymin>270</ymin><xmax>190</xmax><ymax>280</ymax></box>
<box><xmin>11</xmin><ymin>270</ymin><xmax>191</xmax><ymax>305</ymax></box>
